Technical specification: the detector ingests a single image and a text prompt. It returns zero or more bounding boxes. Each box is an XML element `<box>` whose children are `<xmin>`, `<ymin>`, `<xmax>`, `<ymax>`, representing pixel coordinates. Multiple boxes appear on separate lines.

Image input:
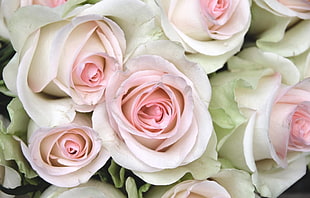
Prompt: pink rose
<box><xmin>270</xmin><ymin>78</ymin><xmax>310</xmax><ymax>157</ymax></box>
<box><xmin>152</xmin><ymin>0</ymin><xmax>251</xmax><ymax>73</ymax></box>
<box><xmin>20</xmin><ymin>114</ymin><xmax>110</xmax><ymax>187</ymax></box>
<box><xmin>26</xmin><ymin>15</ymin><xmax>125</xmax><ymax>109</ymax></box>
<box><xmin>4</xmin><ymin>11</ymin><xmax>126</xmax><ymax>126</ymax></box>
<box><xmin>93</xmin><ymin>41</ymin><xmax>213</xmax><ymax>174</ymax></box>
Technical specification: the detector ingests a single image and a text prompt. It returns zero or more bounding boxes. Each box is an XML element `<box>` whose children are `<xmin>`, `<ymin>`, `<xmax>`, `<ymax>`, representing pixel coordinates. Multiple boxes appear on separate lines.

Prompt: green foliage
<box><xmin>96</xmin><ymin>159</ymin><xmax>152</xmax><ymax>198</ymax></box>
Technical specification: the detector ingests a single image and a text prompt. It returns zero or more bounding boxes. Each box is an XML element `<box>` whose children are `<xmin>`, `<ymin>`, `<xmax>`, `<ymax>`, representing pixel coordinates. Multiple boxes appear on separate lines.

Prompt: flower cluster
<box><xmin>0</xmin><ymin>0</ymin><xmax>309</xmax><ymax>198</ymax></box>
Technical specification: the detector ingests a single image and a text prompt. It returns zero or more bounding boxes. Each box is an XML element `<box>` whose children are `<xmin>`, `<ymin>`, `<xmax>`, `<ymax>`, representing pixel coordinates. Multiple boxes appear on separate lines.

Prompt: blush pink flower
<box><xmin>20</xmin><ymin>114</ymin><xmax>110</xmax><ymax>187</ymax></box>
<box><xmin>3</xmin><ymin>14</ymin><xmax>126</xmax><ymax>126</ymax></box>
<box><xmin>26</xmin><ymin>15</ymin><xmax>125</xmax><ymax>110</ymax></box>
<box><xmin>93</xmin><ymin>41</ymin><xmax>213</xmax><ymax>174</ymax></box>
<box><xmin>270</xmin><ymin>78</ymin><xmax>310</xmax><ymax>161</ymax></box>
<box><xmin>155</xmin><ymin>0</ymin><xmax>250</xmax><ymax>58</ymax></box>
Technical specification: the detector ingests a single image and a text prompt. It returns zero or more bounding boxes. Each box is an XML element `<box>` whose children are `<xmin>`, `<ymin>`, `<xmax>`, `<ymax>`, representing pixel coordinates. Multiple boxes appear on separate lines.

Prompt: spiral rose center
<box><xmin>60</xmin><ymin>133</ymin><xmax>87</xmax><ymax>159</ymax></box>
<box><xmin>200</xmin><ymin>0</ymin><xmax>230</xmax><ymax>21</ymax></box>
<box><xmin>140</xmin><ymin>104</ymin><xmax>163</xmax><ymax>122</ymax></box>
<box><xmin>289</xmin><ymin>102</ymin><xmax>310</xmax><ymax>149</ymax></box>
<box><xmin>42</xmin><ymin>130</ymin><xmax>93</xmax><ymax>166</ymax></box>
<box><xmin>65</xmin><ymin>140</ymin><xmax>80</xmax><ymax>155</ymax></box>
<box><xmin>72</xmin><ymin>55</ymin><xmax>106</xmax><ymax>92</ymax></box>
<box><xmin>122</xmin><ymin>84</ymin><xmax>177</xmax><ymax>135</ymax></box>
<box><xmin>138</xmin><ymin>100</ymin><xmax>171</xmax><ymax>131</ymax></box>
<box><xmin>81</xmin><ymin>63</ymin><xmax>104</xmax><ymax>87</ymax></box>
<box><xmin>291</xmin><ymin>107</ymin><xmax>310</xmax><ymax>138</ymax></box>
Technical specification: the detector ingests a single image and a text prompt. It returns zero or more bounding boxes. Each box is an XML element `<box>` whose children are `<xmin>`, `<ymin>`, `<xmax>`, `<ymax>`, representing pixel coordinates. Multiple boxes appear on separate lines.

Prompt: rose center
<box><xmin>200</xmin><ymin>0</ymin><xmax>230</xmax><ymax>21</ymax></box>
<box><xmin>81</xmin><ymin>63</ymin><xmax>104</xmax><ymax>87</ymax></box>
<box><xmin>291</xmin><ymin>112</ymin><xmax>310</xmax><ymax>142</ymax></box>
<box><xmin>140</xmin><ymin>104</ymin><xmax>163</xmax><ymax>122</ymax></box>
<box><xmin>289</xmin><ymin>102</ymin><xmax>310</xmax><ymax>148</ymax></box>
<box><xmin>58</xmin><ymin>133</ymin><xmax>88</xmax><ymax>159</ymax></box>
<box><xmin>65</xmin><ymin>140</ymin><xmax>80</xmax><ymax>155</ymax></box>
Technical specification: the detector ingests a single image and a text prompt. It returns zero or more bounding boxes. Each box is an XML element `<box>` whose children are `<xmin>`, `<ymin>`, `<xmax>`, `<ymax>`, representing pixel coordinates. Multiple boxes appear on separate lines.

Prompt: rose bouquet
<box><xmin>0</xmin><ymin>0</ymin><xmax>309</xmax><ymax>198</ymax></box>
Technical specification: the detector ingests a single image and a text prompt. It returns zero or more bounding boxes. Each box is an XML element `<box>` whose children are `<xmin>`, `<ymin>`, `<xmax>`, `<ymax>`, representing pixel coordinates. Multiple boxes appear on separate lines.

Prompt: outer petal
<box><xmin>130</xmin><ymin>40</ymin><xmax>211</xmax><ymax>103</ymax></box>
<box><xmin>16</xmin><ymin>31</ymin><xmax>76</xmax><ymax>126</ymax></box>
<box><xmin>254</xmin><ymin>0</ymin><xmax>310</xmax><ymax>19</ymax></box>
<box><xmin>211</xmin><ymin>169</ymin><xmax>256</xmax><ymax>198</ymax></box>
<box><xmin>253</xmin><ymin>152</ymin><xmax>308</xmax><ymax>198</ymax></box>
<box><xmin>7</xmin><ymin>5</ymin><xmax>62</xmax><ymax>51</ymax></box>
<box><xmin>40</xmin><ymin>180</ymin><xmax>126</xmax><ymax>198</ymax></box>
<box><xmin>257</xmin><ymin>20</ymin><xmax>310</xmax><ymax>57</ymax></box>
<box><xmin>77</xmin><ymin>0</ymin><xmax>159</xmax><ymax>58</ymax></box>
<box><xmin>0</xmin><ymin>166</ymin><xmax>21</xmax><ymax>198</ymax></box>
<box><xmin>227</xmin><ymin>47</ymin><xmax>300</xmax><ymax>86</ymax></box>
<box><xmin>133</xmin><ymin>133</ymin><xmax>220</xmax><ymax>185</ymax></box>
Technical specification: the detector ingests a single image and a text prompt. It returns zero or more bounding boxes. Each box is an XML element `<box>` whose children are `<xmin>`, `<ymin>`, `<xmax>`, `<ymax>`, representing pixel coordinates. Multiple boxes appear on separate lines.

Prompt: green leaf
<box><xmin>125</xmin><ymin>177</ymin><xmax>138</xmax><ymax>198</ymax></box>
<box><xmin>0</xmin><ymin>133</ymin><xmax>36</xmax><ymax>179</ymax></box>
<box><xmin>125</xmin><ymin>177</ymin><xmax>151</xmax><ymax>198</ymax></box>
<box><xmin>209</xmin><ymin>75</ymin><xmax>246</xmax><ymax>131</ymax></box>
<box><xmin>6</xmin><ymin>98</ymin><xmax>29</xmax><ymax>142</ymax></box>
<box><xmin>138</xmin><ymin>183</ymin><xmax>151</xmax><ymax>198</ymax></box>
<box><xmin>108</xmin><ymin>160</ymin><xmax>126</xmax><ymax>188</ymax></box>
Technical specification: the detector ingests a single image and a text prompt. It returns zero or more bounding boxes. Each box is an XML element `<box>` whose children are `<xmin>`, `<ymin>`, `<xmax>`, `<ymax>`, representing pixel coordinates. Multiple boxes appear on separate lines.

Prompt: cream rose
<box><xmin>24</xmin><ymin>15</ymin><xmax>124</xmax><ymax>110</ymax></box>
<box><xmin>20</xmin><ymin>114</ymin><xmax>110</xmax><ymax>187</ymax></box>
<box><xmin>152</xmin><ymin>0</ymin><xmax>251</xmax><ymax>73</ymax></box>
<box><xmin>210</xmin><ymin>47</ymin><xmax>309</xmax><ymax>197</ymax></box>
<box><xmin>254</xmin><ymin>0</ymin><xmax>310</xmax><ymax>19</ymax></box>
<box><xmin>4</xmin><ymin>13</ymin><xmax>125</xmax><ymax>125</ymax></box>
<box><xmin>93</xmin><ymin>41</ymin><xmax>213</xmax><ymax>175</ymax></box>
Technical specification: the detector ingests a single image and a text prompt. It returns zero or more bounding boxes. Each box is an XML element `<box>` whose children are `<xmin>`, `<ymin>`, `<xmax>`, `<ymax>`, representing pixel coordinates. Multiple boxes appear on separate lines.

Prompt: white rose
<box><xmin>151</xmin><ymin>0</ymin><xmax>251</xmax><ymax>73</ymax></box>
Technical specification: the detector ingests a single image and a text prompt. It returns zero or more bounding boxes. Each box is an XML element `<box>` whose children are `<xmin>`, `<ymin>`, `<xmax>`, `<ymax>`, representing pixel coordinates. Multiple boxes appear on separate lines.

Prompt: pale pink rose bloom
<box><xmin>157</xmin><ymin>0</ymin><xmax>250</xmax><ymax>55</ymax></box>
<box><xmin>270</xmin><ymin>78</ymin><xmax>310</xmax><ymax>161</ymax></box>
<box><xmin>25</xmin><ymin>15</ymin><xmax>125</xmax><ymax>111</ymax></box>
<box><xmin>161</xmin><ymin>180</ymin><xmax>231</xmax><ymax>198</ymax></box>
<box><xmin>93</xmin><ymin>41</ymin><xmax>213</xmax><ymax>173</ymax></box>
<box><xmin>20</xmin><ymin>114</ymin><xmax>110</xmax><ymax>187</ymax></box>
